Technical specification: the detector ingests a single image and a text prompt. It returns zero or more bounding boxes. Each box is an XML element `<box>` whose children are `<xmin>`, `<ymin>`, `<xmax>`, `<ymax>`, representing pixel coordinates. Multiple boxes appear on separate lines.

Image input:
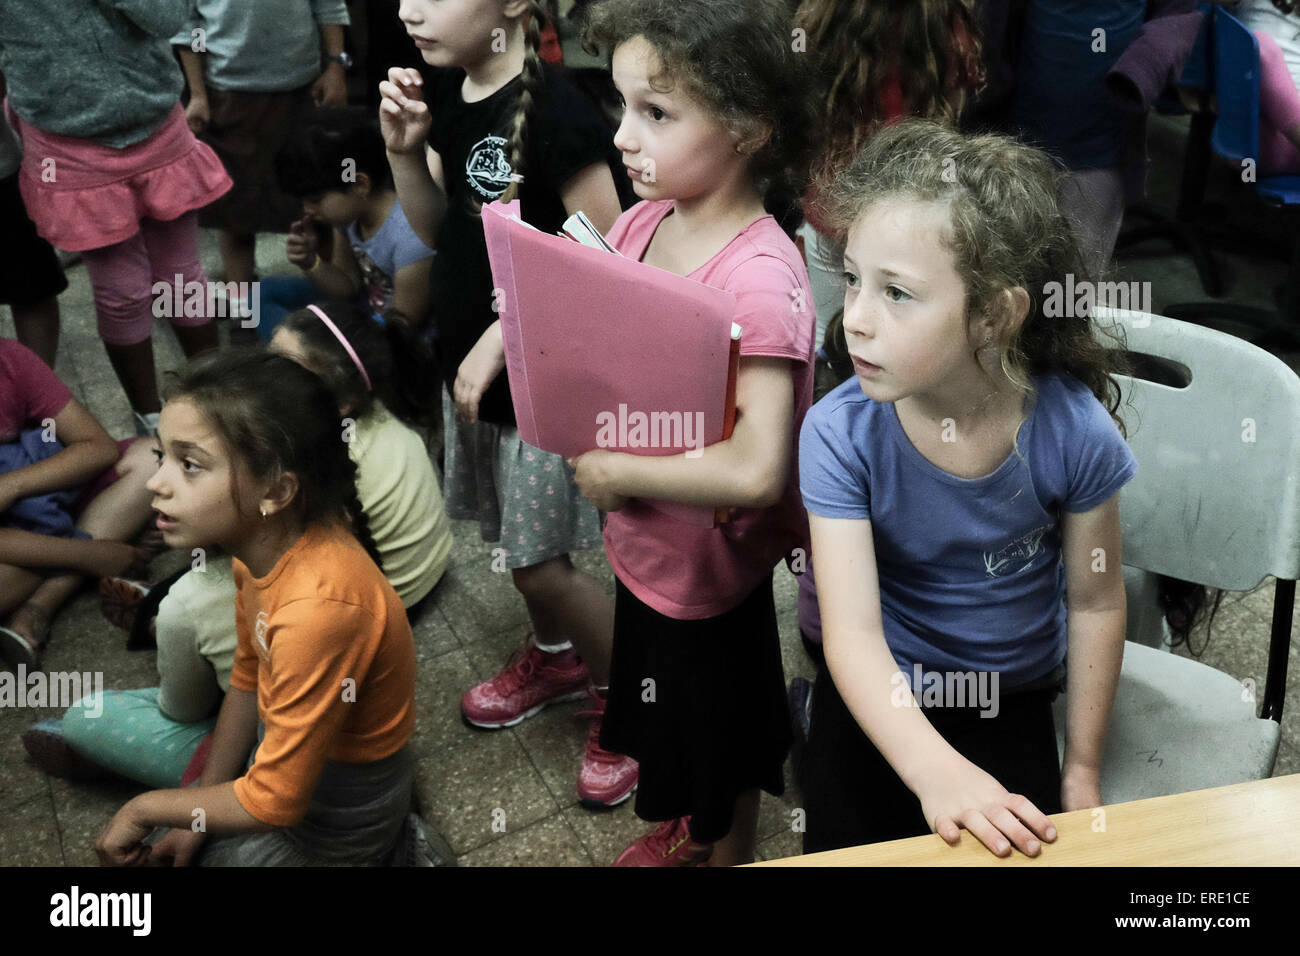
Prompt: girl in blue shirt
<box><xmin>798</xmin><ymin>120</ymin><xmax>1138</xmax><ymax>858</ymax></box>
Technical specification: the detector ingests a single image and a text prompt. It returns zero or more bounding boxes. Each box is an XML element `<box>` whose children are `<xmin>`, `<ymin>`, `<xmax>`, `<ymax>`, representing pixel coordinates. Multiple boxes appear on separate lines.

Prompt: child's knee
<box><xmin>115</xmin><ymin>438</ymin><xmax>157</xmax><ymax>477</ymax></box>
<box><xmin>93</xmin><ymin>285</ymin><xmax>154</xmax><ymax>346</ymax></box>
<box><xmin>511</xmin><ymin>557</ymin><xmax>571</xmax><ymax>602</ymax></box>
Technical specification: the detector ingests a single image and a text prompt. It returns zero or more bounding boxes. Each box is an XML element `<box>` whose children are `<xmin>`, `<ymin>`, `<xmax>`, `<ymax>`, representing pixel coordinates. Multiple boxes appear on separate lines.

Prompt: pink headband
<box><xmin>306</xmin><ymin>304</ymin><xmax>372</xmax><ymax>392</ymax></box>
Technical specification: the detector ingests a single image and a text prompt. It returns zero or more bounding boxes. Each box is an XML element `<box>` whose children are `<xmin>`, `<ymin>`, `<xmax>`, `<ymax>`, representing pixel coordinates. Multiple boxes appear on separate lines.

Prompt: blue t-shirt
<box><xmin>799</xmin><ymin>371</ymin><xmax>1138</xmax><ymax>688</ymax></box>
<box><xmin>345</xmin><ymin>198</ymin><xmax>434</xmax><ymax>316</ymax></box>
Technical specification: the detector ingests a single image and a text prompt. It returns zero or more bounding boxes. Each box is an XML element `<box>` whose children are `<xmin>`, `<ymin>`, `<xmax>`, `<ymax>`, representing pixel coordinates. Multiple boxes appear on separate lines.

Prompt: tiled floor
<box><xmin>2</xmin><ymin>107</ymin><xmax>1299</xmax><ymax>866</ymax></box>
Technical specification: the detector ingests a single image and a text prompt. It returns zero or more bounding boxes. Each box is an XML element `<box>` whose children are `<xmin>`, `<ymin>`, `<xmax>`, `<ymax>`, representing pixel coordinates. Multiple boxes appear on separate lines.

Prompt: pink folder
<box><xmin>481</xmin><ymin>199</ymin><xmax>739</xmax><ymax>527</ymax></box>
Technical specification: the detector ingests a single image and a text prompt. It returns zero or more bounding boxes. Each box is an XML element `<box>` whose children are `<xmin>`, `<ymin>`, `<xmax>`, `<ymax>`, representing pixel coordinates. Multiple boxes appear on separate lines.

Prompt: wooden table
<box><xmin>752</xmin><ymin>774</ymin><xmax>1300</xmax><ymax>866</ymax></box>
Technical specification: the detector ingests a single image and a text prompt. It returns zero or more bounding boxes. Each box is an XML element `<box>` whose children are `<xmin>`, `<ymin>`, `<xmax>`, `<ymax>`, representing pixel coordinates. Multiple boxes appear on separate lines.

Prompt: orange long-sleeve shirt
<box><xmin>229</xmin><ymin>523</ymin><xmax>415</xmax><ymax>827</ymax></box>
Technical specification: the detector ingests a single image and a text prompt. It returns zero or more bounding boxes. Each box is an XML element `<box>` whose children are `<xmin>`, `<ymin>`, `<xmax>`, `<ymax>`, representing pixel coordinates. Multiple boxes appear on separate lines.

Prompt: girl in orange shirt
<box><xmin>95</xmin><ymin>346</ymin><xmax>417</xmax><ymax>866</ymax></box>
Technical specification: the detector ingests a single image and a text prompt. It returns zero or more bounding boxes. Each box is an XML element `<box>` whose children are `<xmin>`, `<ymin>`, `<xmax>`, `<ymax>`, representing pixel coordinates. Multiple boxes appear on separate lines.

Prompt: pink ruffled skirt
<box><xmin>6</xmin><ymin>102</ymin><xmax>232</xmax><ymax>252</ymax></box>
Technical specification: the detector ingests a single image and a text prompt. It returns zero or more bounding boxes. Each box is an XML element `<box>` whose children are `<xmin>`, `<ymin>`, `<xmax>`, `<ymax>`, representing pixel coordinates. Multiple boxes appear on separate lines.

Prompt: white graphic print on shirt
<box><xmin>983</xmin><ymin>524</ymin><xmax>1052</xmax><ymax>577</ymax></box>
<box><xmin>465</xmin><ymin>135</ymin><xmax>513</xmax><ymax>200</ymax></box>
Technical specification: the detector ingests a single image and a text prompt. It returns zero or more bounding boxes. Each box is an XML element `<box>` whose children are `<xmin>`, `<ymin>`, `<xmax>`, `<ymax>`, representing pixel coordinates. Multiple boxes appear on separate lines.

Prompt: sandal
<box><xmin>21</xmin><ymin>719</ymin><xmax>104</xmax><ymax>781</ymax></box>
<box><xmin>99</xmin><ymin>577</ymin><xmax>150</xmax><ymax>634</ymax></box>
<box><xmin>0</xmin><ymin>625</ymin><xmax>39</xmax><ymax>669</ymax></box>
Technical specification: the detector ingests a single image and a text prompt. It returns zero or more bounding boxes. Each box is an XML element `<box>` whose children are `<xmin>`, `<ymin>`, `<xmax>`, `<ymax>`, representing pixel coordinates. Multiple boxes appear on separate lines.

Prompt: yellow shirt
<box><xmin>350</xmin><ymin>403</ymin><xmax>451</xmax><ymax>607</ymax></box>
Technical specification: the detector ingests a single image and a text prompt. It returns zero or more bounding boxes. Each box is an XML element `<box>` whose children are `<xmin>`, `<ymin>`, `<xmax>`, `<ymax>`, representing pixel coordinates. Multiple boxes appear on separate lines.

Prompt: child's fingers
<box><xmin>1005</xmin><ymin>793</ymin><xmax>1057</xmax><ymax>842</ymax></box>
<box><xmin>933</xmin><ymin>815</ymin><xmax>962</xmax><ymax>846</ymax></box>
<box><xmin>961</xmin><ymin>810</ymin><xmax>1014</xmax><ymax>857</ymax></box>
<box><xmin>985</xmin><ymin>805</ymin><xmax>1042</xmax><ymax>857</ymax></box>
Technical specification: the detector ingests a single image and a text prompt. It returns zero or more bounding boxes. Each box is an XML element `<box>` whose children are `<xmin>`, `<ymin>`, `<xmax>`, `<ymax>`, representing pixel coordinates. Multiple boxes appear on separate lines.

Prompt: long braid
<box><xmin>499</xmin><ymin>0</ymin><xmax>553</xmax><ymax>204</ymax></box>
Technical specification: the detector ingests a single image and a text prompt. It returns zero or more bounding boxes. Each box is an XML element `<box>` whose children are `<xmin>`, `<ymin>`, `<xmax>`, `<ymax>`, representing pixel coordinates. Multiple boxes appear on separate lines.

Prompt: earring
<box><xmin>260</xmin><ymin>507</ymin><xmax>268</xmax><ymax>519</ymax></box>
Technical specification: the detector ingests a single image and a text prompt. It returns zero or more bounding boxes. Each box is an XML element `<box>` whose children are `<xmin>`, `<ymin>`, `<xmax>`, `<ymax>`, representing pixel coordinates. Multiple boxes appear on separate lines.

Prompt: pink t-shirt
<box><xmin>0</xmin><ymin>339</ymin><xmax>71</xmax><ymax>445</ymax></box>
<box><xmin>602</xmin><ymin>200</ymin><xmax>816</xmax><ymax>619</ymax></box>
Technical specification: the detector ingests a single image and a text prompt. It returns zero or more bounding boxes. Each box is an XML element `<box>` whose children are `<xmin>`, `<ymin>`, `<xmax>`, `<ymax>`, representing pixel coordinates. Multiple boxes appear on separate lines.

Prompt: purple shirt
<box><xmin>799</xmin><ymin>371</ymin><xmax>1137</xmax><ymax>687</ymax></box>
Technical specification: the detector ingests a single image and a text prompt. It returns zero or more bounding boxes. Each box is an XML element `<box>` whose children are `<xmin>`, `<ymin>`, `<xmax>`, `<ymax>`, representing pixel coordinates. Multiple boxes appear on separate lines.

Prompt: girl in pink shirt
<box><xmin>570</xmin><ymin>0</ymin><xmax>816</xmax><ymax>867</ymax></box>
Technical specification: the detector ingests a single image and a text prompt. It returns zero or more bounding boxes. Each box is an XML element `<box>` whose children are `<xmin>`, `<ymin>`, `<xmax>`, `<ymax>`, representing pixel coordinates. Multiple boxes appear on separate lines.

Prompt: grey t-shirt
<box><xmin>0</xmin><ymin>0</ymin><xmax>186</xmax><ymax>148</ymax></box>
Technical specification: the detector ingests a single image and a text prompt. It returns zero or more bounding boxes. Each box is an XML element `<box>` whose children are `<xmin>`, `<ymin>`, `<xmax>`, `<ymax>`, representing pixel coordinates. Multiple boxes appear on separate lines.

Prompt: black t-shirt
<box><xmin>424</xmin><ymin>63</ymin><xmax>621</xmax><ymax>427</ymax></box>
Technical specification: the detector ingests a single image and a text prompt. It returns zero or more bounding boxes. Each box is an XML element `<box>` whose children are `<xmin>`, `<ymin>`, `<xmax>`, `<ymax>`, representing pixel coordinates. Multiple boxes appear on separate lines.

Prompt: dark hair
<box><xmin>794</xmin><ymin>0</ymin><xmax>983</xmax><ymax>201</ymax></box>
<box><xmin>276</xmin><ymin>107</ymin><xmax>394</xmax><ymax>199</ymax></box>
<box><xmin>500</xmin><ymin>0</ymin><xmax>559</xmax><ymax>204</ymax></box>
<box><xmin>821</xmin><ymin>119</ymin><xmax>1128</xmax><ymax>433</ymax></box>
<box><xmin>581</xmin><ymin>0</ymin><xmax>816</xmax><ymax>205</ymax></box>
<box><xmin>276</xmin><ymin>300</ymin><xmax>438</xmax><ymax>429</ymax></box>
<box><xmin>162</xmin><ymin>348</ymin><xmax>383</xmax><ymax>569</ymax></box>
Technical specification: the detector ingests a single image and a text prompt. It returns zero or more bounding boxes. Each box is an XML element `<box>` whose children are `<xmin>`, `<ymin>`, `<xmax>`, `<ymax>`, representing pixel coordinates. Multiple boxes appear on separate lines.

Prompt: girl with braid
<box><xmin>380</xmin><ymin>1</ymin><xmax>635</xmax><ymax>809</ymax></box>
<box><xmin>94</xmin><ymin>348</ymin><xmax>417</xmax><ymax>866</ymax></box>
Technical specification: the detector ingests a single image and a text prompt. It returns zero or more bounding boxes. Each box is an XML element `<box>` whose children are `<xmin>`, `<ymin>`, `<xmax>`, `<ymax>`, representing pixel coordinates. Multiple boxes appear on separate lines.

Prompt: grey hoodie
<box><xmin>0</xmin><ymin>0</ymin><xmax>186</xmax><ymax>149</ymax></box>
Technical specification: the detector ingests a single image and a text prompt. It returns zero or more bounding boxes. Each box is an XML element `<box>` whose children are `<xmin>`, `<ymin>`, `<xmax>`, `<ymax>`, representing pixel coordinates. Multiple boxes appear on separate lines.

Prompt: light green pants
<box><xmin>62</xmin><ymin>687</ymin><xmax>215</xmax><ymax>790</ymax></box>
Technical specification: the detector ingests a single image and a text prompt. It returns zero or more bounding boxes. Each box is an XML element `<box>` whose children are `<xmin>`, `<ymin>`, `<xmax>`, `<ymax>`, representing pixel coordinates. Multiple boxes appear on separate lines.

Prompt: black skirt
<box><xmin>600</xmin><ymin>574</ymin><xmax>793</xmax><ymax>844</ymax></box>
<box><xmin>799</xmin><ymin>656</ymin><xmax>1064</xmax><ymax>854</ymax></box>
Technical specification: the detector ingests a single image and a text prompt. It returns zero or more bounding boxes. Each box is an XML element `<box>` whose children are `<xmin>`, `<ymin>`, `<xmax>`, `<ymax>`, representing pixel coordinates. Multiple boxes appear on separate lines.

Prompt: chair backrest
<box><xmin>1211</xmin><ymin>6</ymin><xmax>1261</xmax><ymax>164</ymax></box>
<box><xmin>1093</xmin><ymin>308</ymin><xmax>1300</xmax><ymax>590</ymax></box>
<box><xmin>1179</xmin><ymin>3</ymin><xmax>1214</xmax><ymax>91</ymax></box>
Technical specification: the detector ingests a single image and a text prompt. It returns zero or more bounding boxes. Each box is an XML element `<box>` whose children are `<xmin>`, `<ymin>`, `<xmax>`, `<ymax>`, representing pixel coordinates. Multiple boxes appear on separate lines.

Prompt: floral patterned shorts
<box><xmin>441</xmin><ymin>388</ymin><xmax>601</xmax><ymax>569</ymax></box>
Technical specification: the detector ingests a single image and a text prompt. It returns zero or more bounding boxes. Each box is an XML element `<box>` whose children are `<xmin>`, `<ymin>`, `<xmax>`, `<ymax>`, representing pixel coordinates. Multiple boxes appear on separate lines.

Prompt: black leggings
<box><xmin>799</xmin><ymin>658</ymin><xmax>1063</xmax><ymax>854</ymax></box>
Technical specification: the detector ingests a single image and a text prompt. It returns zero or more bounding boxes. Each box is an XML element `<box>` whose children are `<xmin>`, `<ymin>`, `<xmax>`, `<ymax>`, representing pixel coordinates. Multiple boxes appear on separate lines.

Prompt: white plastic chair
<box><xmin>1053</xmin><ymin>308</ymin><xmax>1298</xmax><ymax>802</ymax></box>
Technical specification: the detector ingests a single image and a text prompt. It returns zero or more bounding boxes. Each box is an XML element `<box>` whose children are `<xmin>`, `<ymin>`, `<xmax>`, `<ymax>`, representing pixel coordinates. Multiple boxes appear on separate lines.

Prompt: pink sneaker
<box><xmin>613</xmin><ymin>817</ymin><xmax>712</xmax><ymax>867</ymax></box>
<box><xmin>576</xmin><ymin>687</ymin><xmax>638</xmax><ymax>809</ymax></box>
<box><xmin>461</xmin><ymin>636</ymin><xmax>589</xmax><ymax>729</ymax></box>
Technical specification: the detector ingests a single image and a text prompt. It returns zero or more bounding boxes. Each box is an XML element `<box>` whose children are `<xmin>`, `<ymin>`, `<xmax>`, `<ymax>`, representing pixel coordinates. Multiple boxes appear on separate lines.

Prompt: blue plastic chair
<box><xmin>1165</xmin><ymin>6</ymin><xmax>1300</xmax><ymax>341</ymax></box>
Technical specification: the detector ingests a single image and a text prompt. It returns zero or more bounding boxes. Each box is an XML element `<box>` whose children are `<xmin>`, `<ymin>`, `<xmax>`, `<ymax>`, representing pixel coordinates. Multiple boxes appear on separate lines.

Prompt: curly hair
<box><xmin>581</xmin><ymin>0</ymin><xmax>816</xmax><ymax>203</ymax></box>
<box><xmin>793</xmin><ymin>0</ymin><xmax>983</xmax><ymax>198</ymax></box>
<box><xmin>821</xmin><ymin>119</ymin><xmax>1129</xmax><ymax>432</ymax></box>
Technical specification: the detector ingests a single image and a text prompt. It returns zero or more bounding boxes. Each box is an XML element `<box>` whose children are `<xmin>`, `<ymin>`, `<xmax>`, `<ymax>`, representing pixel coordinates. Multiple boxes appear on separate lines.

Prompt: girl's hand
<box><xmin>378</xmin><ymin>68</ymin><xmax>431</xmax><ymax>155</ymax></box>
<box><xmin>86</xmin><ymin>540</ymin><xmax>153</xmax><ymax>580</ymax></box>
<box><xmin>1060</xmin><ymin>762</ymin><xmax>1104</xmax><ymax>812</ymax></box>
<box><xmin>917</xmin><ymin>757</ymin><xmax>1058</xmax><ymax>858</ymax></box>
<box><xmin>185</xmin><ymin>95</ymin><xmax>210</xmax><ymax>135</ymax></box>
<box><xmin>95</xmin><ymin>800</ymin><xmax>154</xmax><ymax>867</ymax></box>
<box><xmin>311</xmin><ymin>63</ymin><xmax>347</xmax><ymax>108</ymax></box>
<box><xmin>286</xmin><ymin>216</ymin><xmax>320</xmax><ymax>269</ymax></box>
<box><xmin>145</xmin><ymin>827</ymin><xmax>208</xmax><ymax>867</ymax></box>
<box><xmin>453</xmin><ymin>325</ymin><xmax>506</xmax><ymax>424</ymax></box>
<box><xmin>568</xmin><ymin>450</ymin><xmax>629</xmax><ymax>512</ymax></box>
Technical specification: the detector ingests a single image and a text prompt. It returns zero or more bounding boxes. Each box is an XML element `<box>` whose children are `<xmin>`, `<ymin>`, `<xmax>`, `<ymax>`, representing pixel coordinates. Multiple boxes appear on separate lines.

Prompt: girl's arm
<box><xmin>0</xmin><ymin>397</ymin><xmax>119</xmax><ymax>513</ymax></box>
<box><xmin>175</xmin><ymin>47</ymin><xmax>210</xmax><ymax>134</ymax></box>
<box><xmin>453</xmin><ymin>162</ymin><xmax>622</xmax><ymax>423</ymax></box>
<box><xmin>300</xmin><ymin>226</ymin><xmax>363</xmax><ymax>300</ymax></box>
<box><xmin>810</xmin><ymin>512</ymin><xmax>1058</xmax><ymax>858</ymax></box>
<box><xmin>1059</xmin><ymin>492</ymin><xmax>1127</xmax><ymax>810</ymax></box>
<box><xmin>391</xmin><ymin>260</ymin><xmax>432</xmax><ymax>322</ymax></box>
<box><xmin>380</xmin><ymin>68</ymin><xmax>446</xmax><ymax>249</ymax></box>
<box><xmin>569</xmin><ymin>356</ymin><xmax>794</xmax><ymax>511</ymax></box>
<box><xmin>95</xmin><ymin>687</ymin><xmax>266</xmax><ymax>865</ymax></box>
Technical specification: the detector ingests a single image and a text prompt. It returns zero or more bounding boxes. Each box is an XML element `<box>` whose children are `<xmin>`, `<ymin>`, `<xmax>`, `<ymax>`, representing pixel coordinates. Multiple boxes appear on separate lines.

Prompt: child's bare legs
<box><xmin>173</xmin><ymin>318</ymin><xmax>220</xmax><ymax>357</ymax></box>
<box><xmin>103</xmin><ymin>339</ymin><xmax>162</xmax><ymax>414</ymax></box>
<box><xmin>12</xmin><ymin>294</ymin><xmax>60</xmax><ymax>367</ymax></box>
<box><xmin>4</xmin><ymin>439</ymin><xmax>157</xmax><ymax>652</ymax></box>
<box><xmin>218</xmin><ymin>230</ymin><xmax>257</xmax><ymax>283</ymax></box>
<box><xmin>706</xmin><ymin>789</ymin><xmax>761</xmax><ymax>867</ymax></box>
<box><xmin>512</xmin><ymin>554</ymin><xmax>612</xmax><ymax>684</ymax></box>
